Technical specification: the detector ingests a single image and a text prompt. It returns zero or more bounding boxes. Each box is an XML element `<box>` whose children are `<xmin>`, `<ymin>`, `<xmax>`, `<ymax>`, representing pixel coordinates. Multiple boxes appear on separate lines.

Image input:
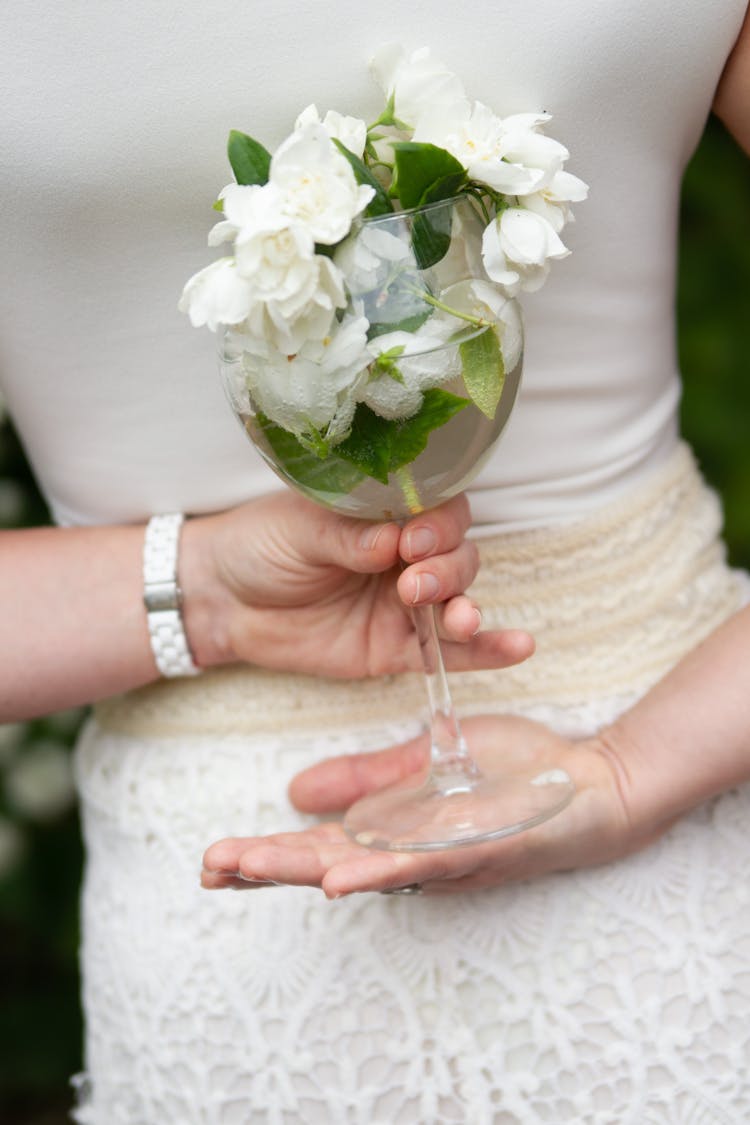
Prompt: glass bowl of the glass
<box><xmin>219</xmin><ymin>194</ymin><xmax>523</xmax><ymax>521</ymax></box>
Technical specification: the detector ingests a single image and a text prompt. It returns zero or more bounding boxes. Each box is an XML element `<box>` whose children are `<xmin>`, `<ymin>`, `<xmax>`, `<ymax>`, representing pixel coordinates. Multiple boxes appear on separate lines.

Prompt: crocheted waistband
<box><xmin>94</xmin><ymin>444</ymin><xmax>744</xmax><ymax>737</ymax></box>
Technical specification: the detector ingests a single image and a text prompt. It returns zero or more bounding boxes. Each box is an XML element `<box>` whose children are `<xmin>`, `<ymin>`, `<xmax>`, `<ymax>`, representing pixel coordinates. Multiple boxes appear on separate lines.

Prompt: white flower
<box><xmin>246</xmin><ymin>252</ymin><xmax>347</xmax><ymax>355</ymax></box>
<box><xmin>335</xmin><ymin>223</ymin><xmax>412</xmax><ymax>296</ymax></box>
<box><xmin>232</xmin><ymin>183</ymin><xmax>320</xmax><ymax>305</ymax></box>
<box><xmin>270</xmin><ymin>124</ymin><xmax>374</xmax><ymax>245</ymax></box>
<box><xmin>295</xmin><ymin>104</ymin><xmax>367</xmax><ymax>159</ymax></box>
<box><xmin>243</xmin><ymin>312</ymin><xmax>371</xmax><ymax>441</ymax></box>
<box><xmin>207</xmin><ymin>182</ymin><xmax>267</xmax><ymax>247</ymax></box>
<box><xmin>359</xmin><ymin>319</ymin><xmax>457</xmax><ymax>420</ymax></box>
<box><xmin>521</xmin><ymin>168</ymin><xmax>589</xmax><ymax>232</ymax></box>
<box><xmin>232</xmin><ymin>184</ymin><xmax>314</xmax><ymax>278</ymax></box>
<box><xmin>196</xmin><ymin>179</ymin><xmax>350</xmax><ymax>350</ymax></box>
<box><xmin>178</xmin><ymin>257</ymin><xmax>255</xmax><ymax>331</ymax></box>
<box><xmin>482</xmin><ymin>208</ymin><xmax>570</xmax><ymax>296</ymax></box>
<box><xmin>498</xmin><ymin>114</ymin><xmax>568</xmax><ymax>169</ymax></box>
<box><xmin>370</xmin><ymin>45</ymin><xmax>469</xmax><ymax>129</ymax></box>
<box><xmin>415</xmin><ymin>102</ymin><xmax>548</xmax><ymax>196</ymax></box>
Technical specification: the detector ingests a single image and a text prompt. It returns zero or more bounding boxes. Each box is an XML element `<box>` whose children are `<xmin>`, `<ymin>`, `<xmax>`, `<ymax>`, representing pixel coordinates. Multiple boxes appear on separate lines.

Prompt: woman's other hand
<box><xmin>201</xmin><ymin>714</ymin><xmax>668</xmax><ymax>896</ymax></box>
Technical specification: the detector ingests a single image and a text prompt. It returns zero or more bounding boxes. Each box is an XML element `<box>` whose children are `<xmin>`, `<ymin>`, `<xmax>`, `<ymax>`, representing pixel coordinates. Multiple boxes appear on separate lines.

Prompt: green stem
<box><xmin>405</xmin><ymin>286</ymin><xmax>490</xmax><ymax>329</ymax></box>
<box><xmin>367</xmin><ymin>110</ymin><xmax>410</xmax><ymax>133</ymax></box>
<box><xmin>394</xmin><ymin>464</ymin><xmax>423</xmax><ymax>515</ymax></box>
<box><xmin>462</xmin><ymin>186</ymin><xmax>492</xmax><ymax>225</ymax></box>
<box><xmin>367</xmin><ymin>111</ymin><xmax>392</xmax><ymax>131</ymax></box>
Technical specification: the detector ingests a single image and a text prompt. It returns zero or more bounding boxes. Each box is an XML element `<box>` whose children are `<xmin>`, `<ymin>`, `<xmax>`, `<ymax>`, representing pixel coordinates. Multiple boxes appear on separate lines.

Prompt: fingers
<box><xmin>320</xmin><ymin>839</ymin><xmax>510</xmax><ymax>899</ymax></box>
<box><xmin>283</xmin><ymin>495</ymin><xmax>402</xmax><ymax>576</ymax></box>
<box><xmin>201</xmin><ymin>823</ymin><xmax>527</xmax><ymax>899</ymax></box>
<box><xmin>273</xmin><ymin>493</ymin><xmax>482</xmax><ymax>611</ymax></box>
<box><xmin>319</xmin><ymin>492</ymin><xmax>475</xmax><ymax>581</ymax></box>
<box><xmin>327</xmin><ymin>516</ymin><xmax>403</xmax><ymax>575</ymax></box>
<box><xmin>289</xmin><ymin>735</ymin><xmax>429</xmax><ymax>813</ymax></box>
<box><xmin>399</xmin><ymin>494</ymin><xmax>472</xmax><ymax>563</ymax></box>
<box><xmin>434</xmin><ymin>595</ymin><xmax>535</xmax><ymax>663</ymax></box>
<box><xmin>438</xmin><ymin>625</ymin><xmax>535</xmax><ymax>671</ymax></box>
<box><xmin>201</xmin><ymin>870</ymin><xmax>276</xmax><ymax>890</ymax></box>
<box><xmin>396</xmin><ymin>497</ymin><xmax>482</xmax><ymax>614</ymax></box>
<box><xmin>202</xmin><ymin>823</ymin><xmax>356</xmax><ymax>892</ymax></box>
<box><xmin>397</xmin><ymin>540</ymin><xmax>480</xmax><ymax>608</ymax></box>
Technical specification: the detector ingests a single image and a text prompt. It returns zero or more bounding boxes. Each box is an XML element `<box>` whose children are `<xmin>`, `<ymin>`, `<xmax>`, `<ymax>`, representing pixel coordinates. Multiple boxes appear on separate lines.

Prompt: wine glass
<box><xmin>219</xmin><ymin>194</ymin><xmax>574</xmax><ymax>851</ymax></box>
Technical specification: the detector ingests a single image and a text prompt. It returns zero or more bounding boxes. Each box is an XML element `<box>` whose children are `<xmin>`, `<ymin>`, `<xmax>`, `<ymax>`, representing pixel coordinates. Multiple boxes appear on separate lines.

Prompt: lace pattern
<box><xmin>72</xmin><ymin>722</ymin><xmax>750</xmax><ymax>1124</ymax></box>
<box><xmin>74</xmin><ymin>449</ymin><xmax>750</xmax><ymax>1124</ymax></box>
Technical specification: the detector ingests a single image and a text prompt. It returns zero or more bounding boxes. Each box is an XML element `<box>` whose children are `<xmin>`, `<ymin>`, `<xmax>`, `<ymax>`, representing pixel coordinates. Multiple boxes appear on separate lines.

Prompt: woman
<box><xmin>2</xmin><ymin>1</ymin><xmax>749</xmax><ymax>1121</ymax></box>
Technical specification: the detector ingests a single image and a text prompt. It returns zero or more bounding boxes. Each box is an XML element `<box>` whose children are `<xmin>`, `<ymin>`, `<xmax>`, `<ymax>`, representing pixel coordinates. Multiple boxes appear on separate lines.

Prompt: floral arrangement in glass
<box><xmin>180</xmin><ymin>47</ymin><xmax>587</xmax><ymax>851</ymax></box>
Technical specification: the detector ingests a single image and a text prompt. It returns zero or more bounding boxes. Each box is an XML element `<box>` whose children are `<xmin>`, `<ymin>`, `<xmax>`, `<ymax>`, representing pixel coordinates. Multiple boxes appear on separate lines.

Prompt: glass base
<box><xmin>343</xmin><ymin>763</ymin><xmax>574</xmax><ymax>851</ymax></box>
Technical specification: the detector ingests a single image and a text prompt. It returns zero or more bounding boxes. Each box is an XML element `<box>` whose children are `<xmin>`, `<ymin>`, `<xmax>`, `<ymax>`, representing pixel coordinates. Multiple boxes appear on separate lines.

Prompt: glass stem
<box><xmin>411</xmin><ymin>601</ymin><xmax>481</xmax><ymax>793</ymax></box>
<box><xmin>394</xmin><ymin>465</ymin><xmax>480</xmax><ymax>794</ymax></box>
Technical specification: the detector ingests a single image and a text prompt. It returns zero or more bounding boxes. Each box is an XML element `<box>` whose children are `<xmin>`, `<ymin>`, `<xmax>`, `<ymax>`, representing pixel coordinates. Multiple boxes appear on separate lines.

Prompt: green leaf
<box><xmin>332</xmin><ymin>139</ymin><xmax>393</xmax><ymax>217</ymax></box>
<box><xmin>411</xmin><ymin>202</ymin><xmax>454</xmax><ymax>270</ymax></box>
<box><xmin>365</xmin><ymin>296</ymin><xmax>433</xmax><ymax>341</ymax></box>
<box><xmin>460</xmin><ymin>327</ymin><xmax>505</xmax><ymax>420</ymax></box>
<box><xmin>420</xmin><ymin>172</ymin><xmax>468</xmax><ymax>206</ymax></box>
<box><xmin>227</xmin><ymin>130</ymin><xmax>271</xmax><ymax>186</ymax></box>
<box><xmin>335</xmin><ymin>405</ymin><xmax>395</xmax><ymax>484</ymax></box>
<box><xmin>388</xmin><ymin>389</ymin><xmax>470</xmax><ymax>471</ymax></box>
<box><xmin>326</xmin><ymin>391</ymin><xmax>470</xmax><ymax>487</ymax></box>
<box><xmin>391</xmin><ymin>142</ymin><xmax>466</xmax><ymax>209</ymax></box>
<box><xmin>370</xmin><ymin>345</ymin><xmax>406</xmax><ymax>383</ymax></box>
<box><xmin>391</xmin><ymin>146</ymin><xmax>468</xmax><ymax>269</ymax></box>
<box><xmin>254</xmin><ymin>414</ymin><xmax>365</xmax><ymax>495</ymax></box>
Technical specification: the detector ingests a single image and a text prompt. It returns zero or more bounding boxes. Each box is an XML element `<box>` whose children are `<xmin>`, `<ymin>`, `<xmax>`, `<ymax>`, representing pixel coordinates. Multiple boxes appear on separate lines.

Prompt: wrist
<box><xmin>142</xmin><ymin>514</ymin><xmax>201</xmax><ymax>677</ymax></box>
<box><xmin>588</xmin><ymin>717</ymin><xmax>695</xmax><ymax>841</ymax></box>
<box><xmin>177</xmin><ymin>513</ymin><xmax>237</xmax><ymax>669</ymax></box>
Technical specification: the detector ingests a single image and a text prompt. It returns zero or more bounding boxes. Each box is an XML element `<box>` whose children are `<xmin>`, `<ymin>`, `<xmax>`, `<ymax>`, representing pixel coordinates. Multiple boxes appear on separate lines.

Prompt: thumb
<box><xmin>289</xmin><ymin>734</ymin><xmax>429</xmax><ymax>813</ymax></box>
<box><xmin>294</xmin><ymin>507</ymin><xmax>404</xmax><ymax>576</ymax></box>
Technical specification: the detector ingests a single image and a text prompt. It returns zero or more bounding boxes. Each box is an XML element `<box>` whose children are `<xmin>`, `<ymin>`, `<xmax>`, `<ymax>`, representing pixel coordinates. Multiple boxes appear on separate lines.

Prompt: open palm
<box><xmin>202</xmin><ymin>714</ymin><xmax>665</xmax><ymax>897</ymax></box>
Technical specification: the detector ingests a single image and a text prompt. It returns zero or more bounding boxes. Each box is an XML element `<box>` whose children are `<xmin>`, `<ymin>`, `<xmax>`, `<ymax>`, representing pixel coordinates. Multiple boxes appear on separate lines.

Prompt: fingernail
<box><xmin>472</xmin><ymin>608</ymin><xmax>483</xmax><ymax>635</ymax></box>
<box><xmin>412</xmin><ymin>572</ymin><xmax>440</xmax><ymax>603</ymax></box>
<box><xmin>359</xmin><ymin>524</ymin><xmax>386</xmax><ymax>550</ymax></box>
<box><xmin>405</xmin><ymin>527</ymin><xmax>436</xmax><ymax>558</ymax></box>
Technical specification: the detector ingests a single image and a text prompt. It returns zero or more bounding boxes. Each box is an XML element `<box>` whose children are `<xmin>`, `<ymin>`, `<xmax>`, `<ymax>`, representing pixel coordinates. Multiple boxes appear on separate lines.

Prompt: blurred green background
<box><xmin>0</xmin><ymin>116</ymin><xmax>748</xmax><ymax>1124</ymax></box>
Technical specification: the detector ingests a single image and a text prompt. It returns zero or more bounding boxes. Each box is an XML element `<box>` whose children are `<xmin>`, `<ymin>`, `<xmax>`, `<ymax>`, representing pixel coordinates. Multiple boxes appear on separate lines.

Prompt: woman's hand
<box><xmin>201</xmin><ymin>714</ymin><xmax>672</xmax><ymax>897</ymax></box>
<box><xmin>181</xmin><ymin>491</ymin><xmax>534</xmax><ymax>678</ymax></box>
<box><xmin>0</xmin><ymin>491</ymin><xmax>532</xmax><ymax>720</ymax></box>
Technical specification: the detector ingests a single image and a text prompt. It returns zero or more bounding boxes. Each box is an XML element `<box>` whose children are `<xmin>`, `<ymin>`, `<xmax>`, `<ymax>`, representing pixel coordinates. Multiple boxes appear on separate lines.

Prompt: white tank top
<box><xmin>0</xmin><ymin>1</ymin><xmax>745</xmax><ymax>530</ymax></box>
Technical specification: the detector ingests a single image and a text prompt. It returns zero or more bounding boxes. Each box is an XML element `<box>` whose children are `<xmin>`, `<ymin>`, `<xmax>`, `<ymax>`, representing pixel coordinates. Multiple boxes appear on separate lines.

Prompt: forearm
<box><xmin>0</xmin><ymin>524</ymin><xmax>159</xmax><ymax>719</ymax></box>
<box><xmin>597</xmin><ymin>603</ymin><xmax>750</xmax><ymax>829</ymax></box>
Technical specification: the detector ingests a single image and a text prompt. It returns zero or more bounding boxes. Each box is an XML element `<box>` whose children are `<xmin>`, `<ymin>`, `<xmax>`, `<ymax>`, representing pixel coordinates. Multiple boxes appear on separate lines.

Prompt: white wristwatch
<box><xmin>142</xmin><ymin>513</ymin><xmax>200</xmax><ymax>678</ymax></box>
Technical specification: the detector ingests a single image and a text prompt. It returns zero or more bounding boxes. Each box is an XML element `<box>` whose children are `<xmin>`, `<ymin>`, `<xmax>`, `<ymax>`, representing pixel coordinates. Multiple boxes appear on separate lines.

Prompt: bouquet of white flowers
<box><xmin>180</xmin><ymin>46</ymin><xmax>587</xmax><ymax>500</ymax></box>
<box><xmin>180</xmin><ymin>47</ymin><xmax>586</xmax><ymax>849</ymax></box>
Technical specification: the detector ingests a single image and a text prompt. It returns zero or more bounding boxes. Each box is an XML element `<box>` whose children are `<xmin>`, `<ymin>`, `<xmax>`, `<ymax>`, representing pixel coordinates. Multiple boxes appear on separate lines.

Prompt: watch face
<box><xmin>143</xmin><ymin>580</ymin><xmax>182</xmax><ymax>614</ymax></box>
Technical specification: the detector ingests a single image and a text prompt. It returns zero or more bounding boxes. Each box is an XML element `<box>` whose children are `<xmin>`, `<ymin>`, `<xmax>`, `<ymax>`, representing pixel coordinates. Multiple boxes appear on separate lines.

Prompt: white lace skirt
<box><xmin>73</xmin><ymin>445</ymin><xmax>750</xmax><ymax>1125</ymax></box>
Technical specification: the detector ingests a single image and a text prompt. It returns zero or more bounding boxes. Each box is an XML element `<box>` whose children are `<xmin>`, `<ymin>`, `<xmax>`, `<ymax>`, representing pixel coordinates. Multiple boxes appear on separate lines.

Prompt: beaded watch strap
<box><xmin>143</xmin><ymin>513</ymin><xmax>200</xmax><ymax>678</ymax></box>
